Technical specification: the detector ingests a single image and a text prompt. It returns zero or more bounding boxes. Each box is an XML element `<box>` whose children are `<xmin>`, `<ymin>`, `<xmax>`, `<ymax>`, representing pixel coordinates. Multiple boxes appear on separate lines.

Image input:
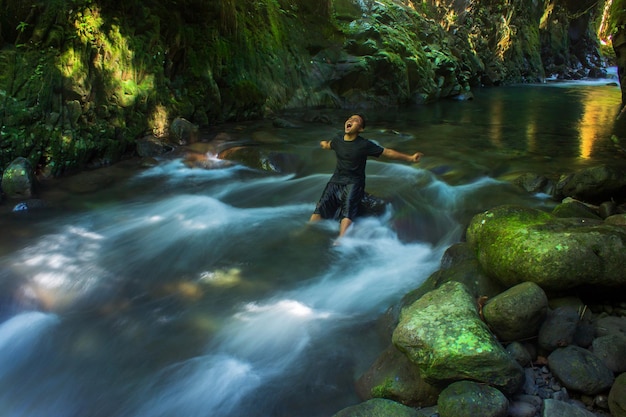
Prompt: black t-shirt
<box><xmin>329</xmin><ymin>134</ymin><xmax>384</xmax><ymax>185</ymax></box>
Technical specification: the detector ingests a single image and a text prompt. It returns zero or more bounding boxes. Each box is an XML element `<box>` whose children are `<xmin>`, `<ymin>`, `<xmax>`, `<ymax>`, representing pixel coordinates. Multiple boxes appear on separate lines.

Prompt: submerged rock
<box><xmin>218</xmin><ymin>146</ymin><xmax>304</xmax><ymax>174</ymax></box>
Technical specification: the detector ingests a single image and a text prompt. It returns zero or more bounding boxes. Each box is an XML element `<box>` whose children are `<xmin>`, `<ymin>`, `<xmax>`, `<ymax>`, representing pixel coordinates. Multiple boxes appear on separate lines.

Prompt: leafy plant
<box><xmin>16</xmin><ymin>21</ymin><xmax>29</xmax><ymax>32</ymax></box>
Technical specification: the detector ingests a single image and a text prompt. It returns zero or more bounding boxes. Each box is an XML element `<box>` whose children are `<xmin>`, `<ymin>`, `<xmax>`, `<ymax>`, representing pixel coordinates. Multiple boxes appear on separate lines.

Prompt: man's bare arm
<box><xmin>381</xmin><ymin>148</ymin><xmax>423</xmax><ymax>163</ymax></box>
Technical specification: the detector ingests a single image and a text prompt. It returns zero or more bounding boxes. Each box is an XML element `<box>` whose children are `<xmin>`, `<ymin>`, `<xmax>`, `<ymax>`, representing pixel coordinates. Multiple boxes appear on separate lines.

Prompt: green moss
<box><xmin>371</xmin><ymin>377</ymin><xmax>395</xmax><ymax>398</ymax></box>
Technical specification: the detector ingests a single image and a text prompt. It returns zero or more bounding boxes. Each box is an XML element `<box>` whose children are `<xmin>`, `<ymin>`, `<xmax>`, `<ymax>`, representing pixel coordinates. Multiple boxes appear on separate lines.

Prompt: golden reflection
<box><xmin>526</xmin><ymin>120</ymin><xmax>537</xmax><ymax>153</ymax></box>
<box><xmin>578</xmin><ymin>90</ymin><xmax>620</xmax><ymax>159</ymax></box>
<box><xmin>489</xmin><ymin>97</ymin><xmax>503</xmax><ymax>147</ymax></box>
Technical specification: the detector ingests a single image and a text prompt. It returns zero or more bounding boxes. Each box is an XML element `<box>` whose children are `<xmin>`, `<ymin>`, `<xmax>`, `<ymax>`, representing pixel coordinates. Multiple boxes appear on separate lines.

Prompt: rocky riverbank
<box><xmin>333</xmin><ymin>165</ymin><xmax>626</xmax><ymax>417</ymax></box>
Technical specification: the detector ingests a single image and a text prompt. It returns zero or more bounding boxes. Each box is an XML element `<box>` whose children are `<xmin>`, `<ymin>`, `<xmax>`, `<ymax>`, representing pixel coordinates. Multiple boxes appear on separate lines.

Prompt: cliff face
<box><xmin>0</xmin><ymin>0</ymin><xmax>608</xmax><ymax>176</ymax></box>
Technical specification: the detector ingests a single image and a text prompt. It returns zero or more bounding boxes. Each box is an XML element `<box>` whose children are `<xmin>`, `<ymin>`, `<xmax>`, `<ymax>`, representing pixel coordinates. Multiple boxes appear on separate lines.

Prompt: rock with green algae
<box><xmin>482</xmin><ymin>281</ymin><xmax>549</xmax><ymax>342</ymax></box>
<box><xmin>1</xmin><ymin>157</ymin><xmax>35</xmax><ymax>199</ymax></box>
<box><xmin>466</xmin><ymin>205</ymin><xmax>626</xmax><ymax>291</ymax></box>
<box><xmin>551</xmin><ymin>199</ymin><xmax>602</xmax><ymax>220</ymax></box>
<box><xmin>392</xmin><ymin>281</ymin><xmax>524</xmax><ymax>394</ymax></box>
<box><xmin>331</xmin><ymin>398</ymin><xmax>426</xmax><ymax>417</ymax></box>
<box><xmin>355</xmin><ymin>344</ymin><xmax>441</xmax><ymax>407</ymax></box>
<box><xmin>437</xmin><ymin>380</ymin><xmax>508</xmax><ymax>417</ymax></box>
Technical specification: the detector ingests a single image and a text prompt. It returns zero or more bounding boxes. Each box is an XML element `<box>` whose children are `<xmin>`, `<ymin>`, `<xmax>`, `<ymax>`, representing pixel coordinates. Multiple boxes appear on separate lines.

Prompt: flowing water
<box><xmin>0</xmin><ymin>77</ymin><xmax>624</xmax><ymax>417</ymax></box>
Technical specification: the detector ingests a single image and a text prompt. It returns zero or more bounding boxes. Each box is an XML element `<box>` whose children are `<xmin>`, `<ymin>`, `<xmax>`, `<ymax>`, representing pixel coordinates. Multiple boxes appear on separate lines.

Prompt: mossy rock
<box><xmin>466</xmin><ymin>205</ymin><xmax>626</xmax><ymax>291</ymax></box>
<box><xmin>393</xmin><ymin>281</ymin><xmax>524</xmax><ymax>394</ymax></box>
<box><xmin>332</xmin><ymin>398</ymin><xmax>424</xmax><ymax>417</ymax></box>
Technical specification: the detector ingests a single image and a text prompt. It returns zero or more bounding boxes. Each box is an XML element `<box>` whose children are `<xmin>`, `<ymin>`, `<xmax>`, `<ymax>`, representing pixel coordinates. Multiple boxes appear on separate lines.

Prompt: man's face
<box><xmin>344</xmin><ymin>115</ymin><xmax>364</xmax><ymax>134</ymax></box>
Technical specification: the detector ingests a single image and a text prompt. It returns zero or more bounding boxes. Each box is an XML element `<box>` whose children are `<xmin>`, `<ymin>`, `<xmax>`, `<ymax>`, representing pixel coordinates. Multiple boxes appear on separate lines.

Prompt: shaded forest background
<box><xmin>0</xmin><ymin>0</ymin><xmax>625</xmax><ymax>176</ymax></box>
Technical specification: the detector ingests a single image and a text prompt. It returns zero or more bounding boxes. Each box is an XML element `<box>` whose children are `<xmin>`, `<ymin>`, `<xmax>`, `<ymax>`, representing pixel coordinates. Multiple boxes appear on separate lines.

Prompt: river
<box><xmin>0</xmin><ymin>76</ymin><xmax>623</xmax><ymax>417</ymax></box>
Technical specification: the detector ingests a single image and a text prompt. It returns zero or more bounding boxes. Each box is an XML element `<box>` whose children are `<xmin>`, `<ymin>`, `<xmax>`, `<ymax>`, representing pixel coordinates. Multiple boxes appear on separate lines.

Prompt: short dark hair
<box><xmin>354</xmin><ymin>113</ymin><xmax>366</xmax><ymax>129</ymax></box>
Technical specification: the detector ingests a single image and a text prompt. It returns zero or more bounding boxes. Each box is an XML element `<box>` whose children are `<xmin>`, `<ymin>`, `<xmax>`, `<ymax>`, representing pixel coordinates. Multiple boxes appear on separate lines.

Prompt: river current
<box><xmin>0</xmin><ymin>76</ymin><xmax>623</xmax><ymax>417</ymax></box>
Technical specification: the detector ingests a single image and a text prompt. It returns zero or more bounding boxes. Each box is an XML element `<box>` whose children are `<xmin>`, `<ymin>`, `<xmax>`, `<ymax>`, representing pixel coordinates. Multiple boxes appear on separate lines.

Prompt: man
<box><xmin>309</xmin><ymin>113</ymin><xmax>423</xmax><ymax>239</ymax></box>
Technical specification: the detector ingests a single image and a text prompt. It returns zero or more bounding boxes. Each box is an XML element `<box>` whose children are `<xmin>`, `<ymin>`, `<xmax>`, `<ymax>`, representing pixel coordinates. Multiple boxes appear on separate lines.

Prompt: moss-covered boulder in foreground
<box><xmin>355</xmin><ymin>344</ymin><xmax>441</xmax><ymax>407</ymax></box>
<box><xmin>466</xmin><ymin>205</ymin><xmax>626</xmax><ymax>291</ymax></box>
<box><xmin>331</xmin><ymin>398</ymin><xmax>424</xmax><ymax>417</ymax></box>
<box><xmin>392</xmin><ymin>281</ymin><xmax>524</xmax><ymax>394</ymax></box>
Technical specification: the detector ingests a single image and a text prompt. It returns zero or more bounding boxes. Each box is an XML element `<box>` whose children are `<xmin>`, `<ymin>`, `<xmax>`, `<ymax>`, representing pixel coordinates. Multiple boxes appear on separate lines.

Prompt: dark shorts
<box><xmin>314</xmin><ymin>182</ymin><xmax>364</xmax><ymax>221</ymax></box>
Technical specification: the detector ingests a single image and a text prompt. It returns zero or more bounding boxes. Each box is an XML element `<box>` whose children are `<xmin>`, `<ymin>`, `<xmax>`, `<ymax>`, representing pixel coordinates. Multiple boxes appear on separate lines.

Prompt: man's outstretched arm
<box><xmin>320</xmin><ymin>140</ymin><xmax>332</xmax><ymax>149</ymax></box>
<box><xmin>382</xmin><ymin>148</ymin><xmax>423</xmax><ymax>163</ymax></box>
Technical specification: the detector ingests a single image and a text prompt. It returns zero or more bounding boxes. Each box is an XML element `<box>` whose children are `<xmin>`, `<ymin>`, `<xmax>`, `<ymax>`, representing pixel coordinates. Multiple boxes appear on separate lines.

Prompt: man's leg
<box><xmin>309</xmin><ymin>213</ymin><xmax>322</xmax><ymax>222</ymax></box>
<box><xmin>338</xmin><ymin>217</ymin><xmax>353</xmax><ymax>237</ymax></box>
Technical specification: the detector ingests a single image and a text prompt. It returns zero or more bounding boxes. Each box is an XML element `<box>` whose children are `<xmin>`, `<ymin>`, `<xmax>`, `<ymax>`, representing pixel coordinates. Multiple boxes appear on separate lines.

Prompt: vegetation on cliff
<box><xmin>0</xmin><ymin>0</ymin><xmax>614</xmax><ymax>176</ymax></box>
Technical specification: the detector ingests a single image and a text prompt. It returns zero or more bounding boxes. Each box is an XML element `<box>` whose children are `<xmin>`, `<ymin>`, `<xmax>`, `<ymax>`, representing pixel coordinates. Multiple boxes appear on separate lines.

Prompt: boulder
<box><xmin>466</xmin><ymin>205</ymin><xmax>626</xmax><ymax>291</ymax></box>
<box><xmin>608</xmin><ymin>373</ymin><xmax>626</xmax><ymax>417</ymax></box>
<box><xmin>505</xmin><ymin>342</ymin><xmax>532</xmax><ymax>367</ymax></box>
<box><xmin>1</xmin><ymin>157</ymin><xmax>35</xmax><ymax>199</ymax></box>
<box><xmin>548</xmin><ymin>346</ymin><xmax>614</xmax><ymax>395</ymax></box>
<box><xmin>591</xmin><ymin>334</ymin><xmax>626</xmax><ymax>373</ymax></box>
<box><xmin>595</xmin><ymin>316</ymin><xmax>626</xmax><ymax>337</ymax></box>
<box><xmin>482</xmin><ymin>282</ymin><xmax>548</xmax><ymax>342</ymax></box>
<box><xmin>136</xmin><ymin>135</ymin><xmax>174</xmax><ymax>157</ymax></box>
<box><xmin>392</xmin><ymin>281</ymin><xmax>524</xmax><ymax>394</ymax></box>
<box><xmin>551</xmin><ymin>199</ymin><xmax>601</xmax><ymax>220</ymax></box>
<box><xmin>331</xmin><ymin>398</ymin><xmax>424</xmax><ymax>417</ymax></box>
<box><xmin>599</xmin><ymin>201</ymin><xmax>618</xmax><ymax>218</ymax></box>
<box><xmin>512</xmin><ymin>172</ymin><xmax>553</xmax><ymax>194</ymax></box>
<box><xmin>538</xmin><ymin>306</ymin><xmax>580</xmax><ymax>352</ymax></box>
<box><xmin>169</xmin><ymin>117</ymin><xmax>198</xmax><ymax>145</ymax></box>
<box><xmin>437</xmin><ymin>380</ymin><xmax>508</xmax><ymax>417</ymax></box>
<box><xmin>605</xmin><ymin>213</ymin><xmax>626</xmax><ymax>225</ymax></box>
<box><xmin>542</xmin><ymin>399</ymin><xmax>599</xmax><ymax>417</ymax></box>
<box><xmin>355</xmin><ymin>344</ymin><xmax>440</xmax><ymax>407</ymax></box>
<box><xmin>555</xmin><ymin>164</ymin><xmax>626</xmax><ymax>204</ymax></box>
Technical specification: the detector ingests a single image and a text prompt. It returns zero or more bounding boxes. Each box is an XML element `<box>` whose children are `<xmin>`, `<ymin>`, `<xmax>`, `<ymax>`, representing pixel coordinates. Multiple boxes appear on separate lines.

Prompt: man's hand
<box><xmin>382</xmin><ymin>148</ymin><xmax>423</xmax><ymax>163</ymax></box>
<box><xmin>409</xmin><ymin>152</ymin><xmax>423</xmax><ymax>163</ymax></box>
<box><xmin>320</xmin><ymin>140</ymin><xmax>331</xmax><ymax>149</ymax></box>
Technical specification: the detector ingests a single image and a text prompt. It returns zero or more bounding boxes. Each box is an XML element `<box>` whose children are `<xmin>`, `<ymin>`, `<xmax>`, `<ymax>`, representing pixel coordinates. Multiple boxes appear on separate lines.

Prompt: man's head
<box><xmin>345</xmin><ymin>114</ymin><xmax>366</xmax><ymax>134</ymax></box>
